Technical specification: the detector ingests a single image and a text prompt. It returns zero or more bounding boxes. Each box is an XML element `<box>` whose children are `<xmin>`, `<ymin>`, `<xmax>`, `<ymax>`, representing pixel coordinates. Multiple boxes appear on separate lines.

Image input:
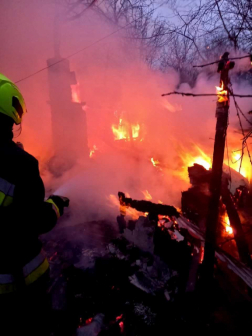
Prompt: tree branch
<box><xmin>161</xmin><ymin>91</ymin><xmax>252</xmax><ymax>98</ymax></box>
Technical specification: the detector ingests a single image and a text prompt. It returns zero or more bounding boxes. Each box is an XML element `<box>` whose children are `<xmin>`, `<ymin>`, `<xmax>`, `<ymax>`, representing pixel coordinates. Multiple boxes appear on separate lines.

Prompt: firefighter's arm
<box><xmin>16</xmin><ymin>156</ymin><xmax>69</xmax><ymax>234</ymax></box>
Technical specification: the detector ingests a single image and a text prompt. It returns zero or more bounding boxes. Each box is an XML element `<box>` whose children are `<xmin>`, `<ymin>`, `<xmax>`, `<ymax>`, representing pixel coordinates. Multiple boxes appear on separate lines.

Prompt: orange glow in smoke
<box><xmin>71</xmin><ymin>83</ymin><xmax>81</xmax><ymax>103</ymax></box>
<box><xmin>230</xmin><ymin>152</ymin><xmax>249</xmax><ymax>179</ymax></box>
<box><xmin>215</xmin><ymin>81</ymin><xmax>228</xmax><ymax>103</ymax></box>
<box><xmin>142</xmin><ymin>190</ymin><xmax>152</xmax><ymax>200</ymax></box>
<box><xmin>89</xmin><ymin>145</ymin><xmax>98</xmax><ymax>158</ymax></box>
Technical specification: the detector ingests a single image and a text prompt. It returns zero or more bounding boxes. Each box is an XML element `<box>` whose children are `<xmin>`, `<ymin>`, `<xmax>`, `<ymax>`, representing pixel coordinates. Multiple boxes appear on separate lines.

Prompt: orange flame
<box><xmin>132</xmin><ymin>124</ymin><xmax>140</xmax><ymax>139</ymax></box>
<box><xmin>224</xmin><ymin>214</ymin><xmax>233</xmax><ymax>235</ymax></box>
<box><xmin>183</xmin><ymin>146</ymin><xmax>211</xmax><ymax>170</ymax></box>
<box><xmin>108</xmin><ymin>194</ymin><xmax>143</xmax><ymax>220</ymax></box>
<box><xmin>175</xmin><ymin>145</ymin><xmax>212</xmax><ymax>181</ymax></box>
<box><xmin>216</xmin><ymin>81</ymin><xmax>228</xmax><ymax>103</ymax></box>
<box><xmin>112</xmin><ymin>118</ymin><xmax>140</xmax><ymax>141</ymax></box>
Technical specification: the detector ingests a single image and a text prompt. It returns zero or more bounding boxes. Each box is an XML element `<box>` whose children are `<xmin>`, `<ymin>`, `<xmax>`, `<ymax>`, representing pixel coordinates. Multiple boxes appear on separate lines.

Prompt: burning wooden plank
<box><xmin>118</xmin><ymin>192</ymin><xmax>179</xmax><ymax>218</ymax></box>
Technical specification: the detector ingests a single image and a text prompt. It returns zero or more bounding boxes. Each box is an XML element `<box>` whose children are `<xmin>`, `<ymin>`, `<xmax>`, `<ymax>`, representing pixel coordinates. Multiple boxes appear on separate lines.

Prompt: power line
<box><xmin>15</xmin><ymin>1</ymin><xmax>166</xmax><ymax>84</ymax></box>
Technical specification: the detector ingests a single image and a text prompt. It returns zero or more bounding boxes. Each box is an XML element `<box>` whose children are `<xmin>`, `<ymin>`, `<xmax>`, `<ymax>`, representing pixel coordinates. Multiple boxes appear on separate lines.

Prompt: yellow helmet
<box><xmin>0</xmin><ymin>73</ymin><xmax>26</xmax><ymax>124</ymax></box>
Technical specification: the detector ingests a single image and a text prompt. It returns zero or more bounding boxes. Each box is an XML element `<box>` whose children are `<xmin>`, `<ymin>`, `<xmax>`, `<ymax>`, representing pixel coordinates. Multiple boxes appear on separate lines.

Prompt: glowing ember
<box><xmin>199</xmin><ymin>245</ymin><xmax>204</xmax><ymax>264</ymax></box>
<box><xmin>71</xmin><ymin>83</ymin><xmax>81</xmax><ymax>103</ymax></box>
<box><xmin>142</xmin><ymin>190</ymin><xmax>152</xmax><ymax>200</ymax></box>
<box><xmin>111</xmin><ymin>118</ymin><xmax>140</xmax><ymax>141</ymax></box>
<box><xmin>85</xmin><ymin>318</ymin><xmax>93</xmax><ymax>325</ymax></box>
<box><xmin>119</xmin><ymin>321</ymin><xmax>124</xmax><ymax>333</ymax></box>
<box><xmin>116</xmin><ymin>314</ymin><xmax>123</xmax><ymax>321</ymax></box>
<box><xmin>215</xmin><ymin>81</ymin><xmax>228</xmax><ymax>103</ymax></box>
<box><xmin>89</xmin><ymin>145</ymin><xmax>98</xmax><ymax>158</ymax></box>
<box><xmin>224</xmin><ymin>214</ymin><xmax>233</xmax><ymax>235</ymax></box>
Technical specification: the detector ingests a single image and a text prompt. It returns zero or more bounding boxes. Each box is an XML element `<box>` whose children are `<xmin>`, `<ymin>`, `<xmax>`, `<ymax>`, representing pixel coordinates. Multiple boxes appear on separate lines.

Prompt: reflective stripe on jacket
<box><xmin>0</xmin><ymin>139</ymin><xmax>58</xmax><ymax>295</ymax></box>
<box><xmin>0</xmin><ymin>251</ymin><xmax>49</xmax><ymax>294</ymax></box>
<box><xmin>0</xmin><ymin>177</ymin><xmax>15</xmax><ymax>206</ymax></box>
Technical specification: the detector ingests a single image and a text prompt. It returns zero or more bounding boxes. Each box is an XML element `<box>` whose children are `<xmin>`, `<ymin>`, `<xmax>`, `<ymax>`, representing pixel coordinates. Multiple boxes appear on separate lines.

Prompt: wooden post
<box><xmin>202</xmin><ymin>54</ymin><xmax>235</xmax><ymax>283</ymax></box>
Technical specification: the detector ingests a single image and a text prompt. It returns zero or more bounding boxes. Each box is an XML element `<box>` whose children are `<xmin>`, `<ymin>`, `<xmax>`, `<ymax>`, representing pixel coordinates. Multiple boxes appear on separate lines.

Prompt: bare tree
<box><xmin>169</xmin><ymin>0</ymin><xmax>252</xmax><ymax>55</ymax></box>
<box><xmin>63</xmin><ymin>0</ymin><xmax>252</xmax><ymax>84</ymax></box>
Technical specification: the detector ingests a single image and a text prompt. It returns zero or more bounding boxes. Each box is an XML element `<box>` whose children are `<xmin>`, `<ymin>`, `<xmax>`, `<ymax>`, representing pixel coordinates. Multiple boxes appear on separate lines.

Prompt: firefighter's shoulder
<box><xmin>12</xmin><ymin>142</ymin><xmax>39</xmax><ymax>169</ymax></box>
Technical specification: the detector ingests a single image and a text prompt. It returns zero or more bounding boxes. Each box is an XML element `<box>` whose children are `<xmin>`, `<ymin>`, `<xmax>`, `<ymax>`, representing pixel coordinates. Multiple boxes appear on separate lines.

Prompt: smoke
<box><xmin>1</xmin><ymin>1</ymin><xmax>252</xmax><ymax>225</ymax></box>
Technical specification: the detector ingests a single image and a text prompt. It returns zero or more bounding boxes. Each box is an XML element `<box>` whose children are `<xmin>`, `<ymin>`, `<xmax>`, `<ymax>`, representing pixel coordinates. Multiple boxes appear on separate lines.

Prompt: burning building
<box><xmin>47</xmin><ymin>55</ymin><xmax>89</xmax><ymax>175</ymax></box>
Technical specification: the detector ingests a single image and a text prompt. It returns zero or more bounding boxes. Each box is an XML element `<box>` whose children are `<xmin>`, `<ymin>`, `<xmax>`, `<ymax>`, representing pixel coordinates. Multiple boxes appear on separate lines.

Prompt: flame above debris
<box><xmin>175</xmin><ymin>145</ymin><xmax>212</xmax><ymax>181</ymax></box>
<box><xmin>108</xmin><ymin>194</ymin><xmax>142</xmax><ymax>220</ymax></box>
<box><xmin>175</xmin><ymin>144</ymin><xmax>250</xmax><ymax>183</ymax></box>
<box><xmin>182</xmin><ymin>145</ymin><xmax>211</xmax><ymax>170</ymax></box>
<box><xmin>216</xmin><ymin>81</ymin><xmax>228</xmax><ymax>103</ymax></box>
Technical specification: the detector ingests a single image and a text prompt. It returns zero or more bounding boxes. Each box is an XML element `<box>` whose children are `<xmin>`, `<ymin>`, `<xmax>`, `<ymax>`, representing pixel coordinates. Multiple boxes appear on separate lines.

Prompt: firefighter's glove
<box><xmin>47</xmin><ymin>195</ymin><xmax>70</xmax><ymax>217</ymax></box>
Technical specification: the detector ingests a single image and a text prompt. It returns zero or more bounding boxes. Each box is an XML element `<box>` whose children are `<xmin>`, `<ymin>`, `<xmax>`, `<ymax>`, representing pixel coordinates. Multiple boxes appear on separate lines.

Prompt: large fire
<box><xmin>174</xmin><ymin>145</ymin><xmax>212</xmax><ymax>181</ymax></box>
<box><xmin>181</xmin><ymin>145</ymin><xmax>212</xmax><ymax>171</ymax></box>
<box><xmin>112</xmin><ymin>118</ymin><xmax>140</xmax><ymax>141</ymax></box>
<box><xmin>230</xmin><ymin>152</ymin><xmax>250</xmax><ymax>179</ymax></box>
<box><xmin>216</xmin><ymin>81</ymin><xmax>228</xmax><ymax>103</ymax></box>
<box><xmin>174</xmin><ymin>144</ymin><xmax>251</xmax><ymax>182</ymax></box>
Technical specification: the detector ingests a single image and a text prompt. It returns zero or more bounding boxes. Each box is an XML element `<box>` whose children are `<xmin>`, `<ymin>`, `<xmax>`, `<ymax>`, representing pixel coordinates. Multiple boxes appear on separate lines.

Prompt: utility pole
<box><xmin>202</xmin><ymin>53</ymin><xmax>235</xmax><ymax>284</ymax></box>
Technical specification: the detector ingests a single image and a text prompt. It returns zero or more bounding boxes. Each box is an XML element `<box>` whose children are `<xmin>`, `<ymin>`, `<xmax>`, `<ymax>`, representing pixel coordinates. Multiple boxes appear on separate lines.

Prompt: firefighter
<box><xmin>0</xmin><ymin>73</ymin><xmax>69</xmax><ymax>335</ymax></box>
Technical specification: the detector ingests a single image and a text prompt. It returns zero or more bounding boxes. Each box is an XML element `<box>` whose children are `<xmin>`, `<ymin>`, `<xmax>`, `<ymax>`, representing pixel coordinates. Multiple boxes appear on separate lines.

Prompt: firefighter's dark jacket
<box><xmin>0</xmin><ymin>129</ymin><xmax>57</xmax><ymax>288</ymax></box>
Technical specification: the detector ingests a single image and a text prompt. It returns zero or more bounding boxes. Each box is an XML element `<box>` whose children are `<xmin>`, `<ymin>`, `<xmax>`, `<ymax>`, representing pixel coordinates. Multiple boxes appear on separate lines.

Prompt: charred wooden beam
<box><xmin>185</xmin><ymin>163</ymin><xmax>252</xmax><ymax>267</ymax></box>
<box><xmin>118</xmin><ymin>192</ymin><xmax>179</xmax><ymax>217</ymax></box>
